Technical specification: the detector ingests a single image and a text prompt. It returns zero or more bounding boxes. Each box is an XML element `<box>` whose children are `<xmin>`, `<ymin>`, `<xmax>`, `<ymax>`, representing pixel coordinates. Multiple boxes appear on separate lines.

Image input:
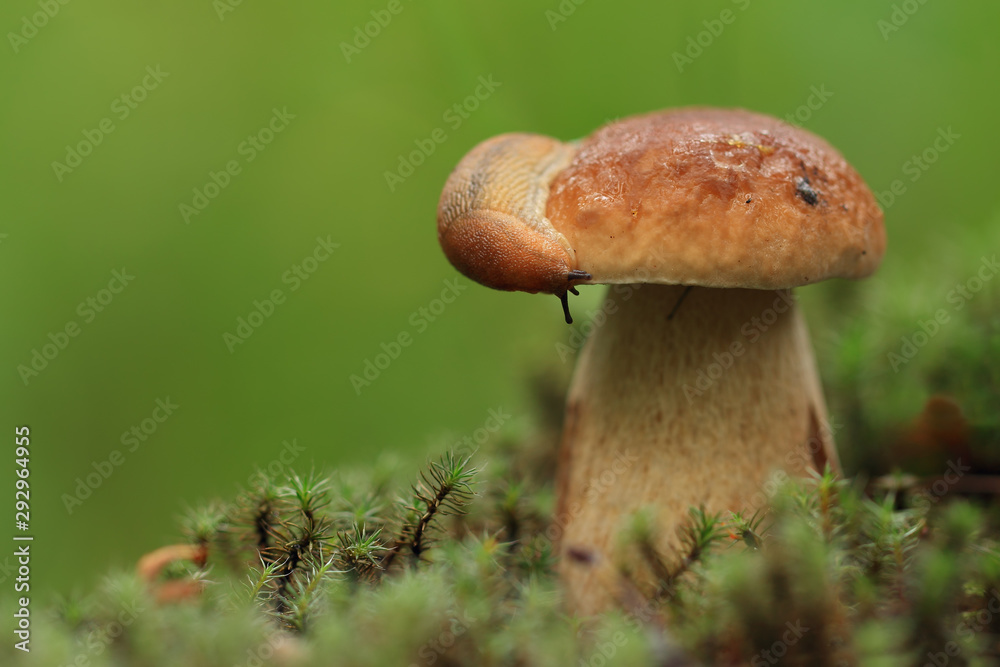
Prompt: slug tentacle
<box><xmin>437</xmin><ymin>134</ymin><xmax>584</xmax><ymax>296</ymax></box>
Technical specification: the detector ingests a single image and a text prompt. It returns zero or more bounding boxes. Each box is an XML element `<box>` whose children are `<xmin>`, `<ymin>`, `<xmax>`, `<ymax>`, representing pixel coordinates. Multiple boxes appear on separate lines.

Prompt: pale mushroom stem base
<box><xmin>555</xmin><ymin>284</ymin><xmax>838</xmax><ymax>615</ymax></box>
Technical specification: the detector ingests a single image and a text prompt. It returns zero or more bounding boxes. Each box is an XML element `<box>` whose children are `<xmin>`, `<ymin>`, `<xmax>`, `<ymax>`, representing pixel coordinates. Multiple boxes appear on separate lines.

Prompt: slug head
<box><xmin>437</xmin><ymin>133</ymin><xmax>590</xmax><ymax>321</ymax></box>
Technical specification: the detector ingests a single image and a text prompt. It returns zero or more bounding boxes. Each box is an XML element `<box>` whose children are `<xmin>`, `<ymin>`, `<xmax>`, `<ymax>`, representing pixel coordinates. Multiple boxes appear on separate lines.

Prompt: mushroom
<box><xmin>437</xmin><ymin>108</ymin><xmax>886</xmax><ymax>614</ymax></box>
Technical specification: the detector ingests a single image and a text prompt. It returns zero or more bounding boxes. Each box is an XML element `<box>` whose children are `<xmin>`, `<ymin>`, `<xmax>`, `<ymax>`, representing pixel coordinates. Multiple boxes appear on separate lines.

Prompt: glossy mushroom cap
<box><xmin>548</xmin><ymin>108</ymin><xmax>885</xmax><ymax>289</ymax></box>
<box><xmin>437</xmin><ymin>108</ymin><xmax>886</xmax><ymax>297</ymax></box>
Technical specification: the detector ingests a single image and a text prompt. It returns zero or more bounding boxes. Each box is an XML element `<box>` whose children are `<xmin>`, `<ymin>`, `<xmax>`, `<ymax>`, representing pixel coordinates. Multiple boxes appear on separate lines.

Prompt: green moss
<box><xmin>10</xmin><ymin>431</ymin><xmax>1000</xmax><ymax>666</ymax></box>
<box><xmin>808</xmin><ymin>215</ymin><xmax>1000</xmax><ymax>473</ymax></box>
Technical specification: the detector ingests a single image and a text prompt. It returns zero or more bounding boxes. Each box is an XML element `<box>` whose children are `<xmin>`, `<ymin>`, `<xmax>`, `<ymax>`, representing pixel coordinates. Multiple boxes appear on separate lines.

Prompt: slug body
<box><xmin>437</xmin><ymin>134</ymin><xmax>584</xmax><ymax>296</ymax></box>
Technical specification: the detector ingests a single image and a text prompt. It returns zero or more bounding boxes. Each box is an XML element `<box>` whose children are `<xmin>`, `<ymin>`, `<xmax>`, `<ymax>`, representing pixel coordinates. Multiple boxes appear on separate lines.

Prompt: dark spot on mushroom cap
<box><xmin>796</xmin><ymin>177</ymin><xmax>819</xmax><ymax>206</ymax></box>
<box><xmin>746</xmin><ymin>197</ymin><xmax>752</xmax><ymax>204</ymax></box>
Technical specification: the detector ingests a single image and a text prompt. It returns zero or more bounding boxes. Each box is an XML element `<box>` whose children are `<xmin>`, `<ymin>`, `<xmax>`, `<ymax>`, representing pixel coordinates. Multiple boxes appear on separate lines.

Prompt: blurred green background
<box><xmin>2</xmin><ymin>0</ymin><xmax>998</xmax><ymax>599</ymax></box>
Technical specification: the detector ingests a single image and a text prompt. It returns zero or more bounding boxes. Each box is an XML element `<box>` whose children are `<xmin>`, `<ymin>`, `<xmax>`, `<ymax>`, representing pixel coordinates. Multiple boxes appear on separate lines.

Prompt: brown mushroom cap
<box><xmin>546</xmin><ymin>108</ymin><xmax>886</xmax><ymax>289</ymax></box>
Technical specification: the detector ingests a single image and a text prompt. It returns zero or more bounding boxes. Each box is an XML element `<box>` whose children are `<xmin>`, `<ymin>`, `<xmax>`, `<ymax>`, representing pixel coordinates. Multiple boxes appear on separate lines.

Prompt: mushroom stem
<box><xmin>555</xmin><ymin>284</ymin><xmax>838</xmax><ymax>614</ymax></box>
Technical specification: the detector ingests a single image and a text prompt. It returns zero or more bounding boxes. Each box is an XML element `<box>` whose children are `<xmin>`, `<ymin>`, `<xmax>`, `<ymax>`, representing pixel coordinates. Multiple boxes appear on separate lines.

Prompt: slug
<box><xmin>436</xmin><ymin>133</ymin><xmax>590</xmax><ymax>322</ymax></box>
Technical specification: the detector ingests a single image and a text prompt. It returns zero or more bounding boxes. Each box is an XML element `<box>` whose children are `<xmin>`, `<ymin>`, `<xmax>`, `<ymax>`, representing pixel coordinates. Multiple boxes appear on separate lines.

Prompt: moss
<box><xmin>11</xmin><ymin>423</ymin><xmax>1000</xmax><ymax>667</ymax></box>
